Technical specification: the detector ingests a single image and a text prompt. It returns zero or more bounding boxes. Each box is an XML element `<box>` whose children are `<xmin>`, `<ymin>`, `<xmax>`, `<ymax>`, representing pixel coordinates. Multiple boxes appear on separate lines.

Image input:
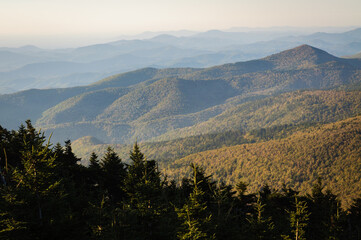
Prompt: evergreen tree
<box><xmin>0</xmin><ymin>128</ymin><xmax>65</xmax><ymax>239</ymax></box>
<box><xmin>88</xmin><ymin>152</ymin><xmax>102</xmax><ymax>190</ymax></box>
<box><xmin>89</xmin><ymin>152</ymin><xmax>101</xmax><ymax>171</ymax></box>
<box><xmin>307</xmin><ymin>177</ymin><xmax>343</xmax><ymax>240</ymax></box>
<box><xmin>54</xmin><ymin>140</ymin><xmax>82</xmax><ymax>178</ymax></box>
<box><xmin>129</xmin><ymin>141</ymin><xmax>144</xmax><ymax>167</ymax></box>
<box><xmin>122</xmin><ymin>142</ymin><xmax>165</xmax><ymax>239</ymax></box>
<box><xmin>348</xmin><ymin>197</ymin><xmax>361</xmax><ymax>240</ymax></box>
<box><xmin>52</xmin><ymin>140</ymin><xmax>90</xmax><ymax>240</ymax></box>
<box><xmin>235</xmin><ymin>180</ymin><xmax>255</xmax><ymax>226</ymax></box>
<box><xmin>2</xmin><ymin>121</ymin><xmax>361</xmax><ymax>239</ymax></box>
<box><xmin>212</xmin><ymin>182</ymin><xmax>240</xmax><ymax>239</ymax></box>
<box><xmin>100</xmin><ymin>147</ymin><xmax>126</xmax><ymax>203</ymax></box>
<box><xmin>0</xmin><ymin>185</ymin><xmax>27</xmax><ymax>239</ymax></box>
<box><xmin>282</xmin><ymin>197</ymin><xmax>310</xmax><ymax>240</ymax></box>
<box><xmin>124</xmin><ymin>142</ymin><xmax>162</xmax><ymax>206</ymax></box>
<box><xmin>176</xmin><ymin>164</ymin><xmax>215</xmax><ymax>240</ymax></box>
<box><xmin>246</xmin><ymin>194</ymin><xmax>276</xmax><ymax>240</ymax></box>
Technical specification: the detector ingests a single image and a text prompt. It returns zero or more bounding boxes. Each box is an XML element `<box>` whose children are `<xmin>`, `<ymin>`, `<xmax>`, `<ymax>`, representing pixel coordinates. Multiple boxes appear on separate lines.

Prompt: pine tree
<box><xmin>124</xmin><ymin>142</ymin><xmax>162</xmax><ymax>207</ymax></box>
<box><xmin>282</xmin><ymin>197</ymin><xmax>310</xmax><ymax>240</ymax></box>
<box><xmin>51</xmin><ymin>140</ymin><xmax>90</xmax><ymax>239</ymax></box>
<box><xmin>100</xmin><ymin>147</ymin><xmax>126</xmax><ymax>202</ymax></box>
<box><xmin>88</xmin><ymin>152</ymin><xmax>102</xmax><ymax>189</ymax></box>
<box><xmin>176</xmin><ymin>164</ymin><xmax>215</xmax><ymax>240</ymax></box>
<box><xmin>213</xmin><ymin>182</ymin><xmax>240</xmax><ymax>239</ymax></box>
<box><xmin>0</xmin><ymin>185</ymin><xmax>27</xmax><ymax>239</ymax></box>
<box><xmin>129</xmin><ymin>141</ymin><xmax>144</xmax><ymax>167</ymax></box>
<box><xmin>122</xmin><ymin>142</ymin><xmax>165</xmax><ymax>239</ymax></box>
<box><xmin>0</xmin><ymin>127</ymin><xmax>65</xmax><ymax>239</ymax></box>
<box><xmin>14</xmin><ymin>138</ymin><xmax>60</xmax><ymax>224</ymax></box>
<box><xmin>246</xmin><ymin>194</ymin><xmax>275</xmax><ymax>240</ymax></box>
<box><xmin>307</xmin><ymin>177</ymin><xmax>343</xmax><ymax>240</ymax></box>
<box><xmin>89</xmin><ymin>152</ymin><xmax>100</xmax><ymax>171</ymax></box>
<box><xmin>349</xmin><ymin>198</ymin><xmax>361</xmax><ymax>240</ymax></box>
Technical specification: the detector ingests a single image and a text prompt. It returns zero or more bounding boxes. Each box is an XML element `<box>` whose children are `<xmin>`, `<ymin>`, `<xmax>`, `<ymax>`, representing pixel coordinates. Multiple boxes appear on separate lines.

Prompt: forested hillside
<box><xmin>152</xmin><ymin>90</ymin><xmax>361</xmax><ymax>141</ymax></box>
<box><xmin>1</xmin><ymin>122</ymin><xmax>361</xmax><ymax>239</ymax></box>
<box><xmin>1</xmin><ymin>45</ymin><xmax>359</xmax><ymax>143</ymax></box>
<box><xmin>165</xmin><ymin>116</ymin><xmax>361</xmax><ymax>207</ymax></box>
<box><xmin>71</xmin><ymin>89</ymin><xmax>361</xmax><ymax>160</ymax></box>
<box><xmin>28</xmin><ymin>46</ymin><xmax>361</xmax><ymax>143</ymax></box>
<box><xmin>2</xmin><ymin>3</ymin><xmax>361</xmax><ymax>239</ymax></box>
<box><xmin>71</xmin><ymin>113</ymin><xmax>361</xmax><ymax>208</ymax></box>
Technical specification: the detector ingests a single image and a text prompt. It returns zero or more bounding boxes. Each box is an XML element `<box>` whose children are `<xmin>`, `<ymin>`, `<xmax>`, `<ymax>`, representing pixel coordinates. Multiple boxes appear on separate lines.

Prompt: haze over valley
<box><xmin>1</xmin><ymin>27</ymin><xmax>361</xmax><ymax>94</ymax></box>
<box><xmin>1</xmin><ymin>1</ymin><xmax>361</xmax><ymax>238</ymax></box>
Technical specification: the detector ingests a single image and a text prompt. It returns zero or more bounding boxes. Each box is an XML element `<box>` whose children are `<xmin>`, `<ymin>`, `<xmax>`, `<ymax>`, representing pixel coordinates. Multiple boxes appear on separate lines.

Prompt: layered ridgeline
<box><xmin>1</xmin><ymin>45</ymin><xmax>361</xmax><ymax>143</ymax></box>
<box><xmin>71</xmin><ymin>112</ymin><xmax>361</xmax><ymax>207</ymax></box>
<box><xmin>1</xmin><ymin>27</ymin><xmax>361</xmax><ymax>94</ymax></box>
<box><xmin>347</xmin><ymin>51</ymin><xmax>361</xmax><ymax>59</ymax></box>
<box><xmin>164</xmin><ymin>115</ymin><xmax>361</xmax><ymax>207</ymax></box>
<box><xmin>72</xmin><ymin>90</ymin><xmax>361</xmax><ymax>161</ymax></box>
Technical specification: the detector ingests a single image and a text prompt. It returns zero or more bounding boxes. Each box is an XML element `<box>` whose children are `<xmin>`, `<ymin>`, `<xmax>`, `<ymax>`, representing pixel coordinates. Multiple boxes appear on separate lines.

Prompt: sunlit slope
<box><xmin>71</xmin><ymin>90</ymin><xmax>361</xmax><ymax>162</ymax></box>
<box><xmin>165</xmin><ymin>116</ymin><xmax>361</xmax><ymax>206</ymax></box>
<box><xmin>38</xmin><ymin>46</ymin><xmax>361</xmax><ymax>143</ymax></box>
<box><xmin>72</xmin><ymin>122</ymin><xmax>316</xmax><ymax>163</ymax></box>
<box><xmin>2</xmin><ymin>45</ymin><xmax>361</xmax><ymax>143</ymax></box>
<box><xmin>44</xmin><ymin>87</ymin><xmax>361</xmax><ymax>144</ymax></box>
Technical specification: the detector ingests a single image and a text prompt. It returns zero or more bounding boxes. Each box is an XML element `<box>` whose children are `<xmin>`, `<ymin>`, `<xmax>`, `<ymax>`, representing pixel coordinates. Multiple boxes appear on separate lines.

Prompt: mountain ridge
<box><xmin>2</xmin><ymin>27</ymin><xmax>361</xmax><ymax>93</ymax></box>
<box><xmin>1</xmin><ymin>45</ymin><xmax>361</xmax><ymax>143</ymax></box>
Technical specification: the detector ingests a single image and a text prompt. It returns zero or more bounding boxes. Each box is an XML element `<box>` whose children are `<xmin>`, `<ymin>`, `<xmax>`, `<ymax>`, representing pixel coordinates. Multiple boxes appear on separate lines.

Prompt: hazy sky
<box><xmin>1</xmin><ymin>0</ymin><xmax>361</xmax><ymax>47</ymax></box>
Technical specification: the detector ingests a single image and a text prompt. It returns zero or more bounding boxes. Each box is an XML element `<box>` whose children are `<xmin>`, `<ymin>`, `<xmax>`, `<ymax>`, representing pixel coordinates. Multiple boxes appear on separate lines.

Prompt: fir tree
<box><xmin>282</xmin><ymin>197</ymin><xmax>310</xmax><ymax>240</ymax></box>
<box><xmin>176</xmin><ymin>164</ymin><xmax>215</xmax><ymax>240</ymax></box>
<box><xmin>349</xmin><ymin>198</ymin><xmax>361</xmax><ymax>240</ymax></box>
<box><xmin>89</xmin><ymin>152</ymin><xmax>100</xmax><ymax>171</ymax></box>
<box><xmin>100</xmin><ymin>147</ymin><xmax>126</xmax><ymax>202</ymax></box>
<box><xmin>88</xmin><ymin>152</ymin><xmax>102</xmax><ymax>190</ymax></box>
<box><xmin>246</xmin><ymin>194</ymin><xmax>276</xmax><ymax>240</ymax></box>
<box><xmin>307</xmin><ymin>177</ymin><xmax>343</xmax><ymax>240</ymax></box>
<box><xmin>123</xmin><ymin>143</ymin><xmax>164</xmax><ymax>239</ymax></box>
<box><xmin>0</xmin><ymin>128</ymin><xmax>65</xmax><ymax>239</ymax></box>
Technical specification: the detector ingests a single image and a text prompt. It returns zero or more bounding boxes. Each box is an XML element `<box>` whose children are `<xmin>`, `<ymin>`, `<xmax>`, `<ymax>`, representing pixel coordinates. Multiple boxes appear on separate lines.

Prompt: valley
<box><xmin>1</xmin><ymin>42</ymin><xmax>361</xmax><ymax>209</ymax></box>
<box><xmin>2</xmin><ymin>44</ymin><xmax>361</xmax><ymax>145</ymax></box>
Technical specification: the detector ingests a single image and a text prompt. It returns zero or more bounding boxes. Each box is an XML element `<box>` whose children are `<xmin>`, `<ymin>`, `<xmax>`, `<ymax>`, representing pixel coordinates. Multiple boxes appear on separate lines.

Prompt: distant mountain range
<box><xmin>1</xmin><ymin>44</ymin><xmax>361</xmax><ymax>144</ymax></box>
<box><xmin>2</xmin><ymin>43</ymin><xmax>361</xmax><ymax>205</ymax></box>
<box><xmin>1</xmin><ymin>28</ymin><xmax>361</xmax><ymax>93</ymax></box>
<box><xmin>347</xmin><ymin>51</ymin><xmax>361</xmax><ymax>58</ymax></box>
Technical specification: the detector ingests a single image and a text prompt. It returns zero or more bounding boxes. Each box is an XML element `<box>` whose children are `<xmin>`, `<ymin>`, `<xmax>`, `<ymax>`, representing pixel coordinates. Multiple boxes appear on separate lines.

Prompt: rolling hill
<box><xmin>1</xmin><ymin>45</ymin><xmax>361</xmax><ymax>144</ymax></box>
<box><xmin>347</xmin><ymin>51</ymin><xmax>361</xmax><ymax>59</ymax></box>
<box><xmin>164</xmin><ymin>115</ymin><xmax>361</xmax><ymax>207</ymax></box>
<box><xmin>72</xmin><ymin>121</ymin><xmax>317</xmax><ymax>164</ymax></box>
<box><xmin>2</xmin><ymin>43</ymin><xmax>361</xmax><ymax>208</ymax></box>
<box><xmin>70</xmin><ymin>89</ymin><xmax>361</xmax><ymax>161</ymax></box>
<box><xmin>152</xmin><ymin>90</ymin><xmax>361</xmax><ymax>141</ymax></box>
<box><xmin>39</xmin><ymin>45</ymin><xmax>361</xmax><ymax>143</ymax></box>
<box><xmin>0</xmin><ymin>67</ymin><xmax>198</xmax><ymax>129</ymax></box>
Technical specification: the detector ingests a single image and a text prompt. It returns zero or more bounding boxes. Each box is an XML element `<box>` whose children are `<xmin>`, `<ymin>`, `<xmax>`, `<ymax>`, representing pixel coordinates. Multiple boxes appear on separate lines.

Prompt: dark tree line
<box><xmin>0</xmin><ymin>121</ymin><xmax>361</xmax><ymax>240</ymax></box>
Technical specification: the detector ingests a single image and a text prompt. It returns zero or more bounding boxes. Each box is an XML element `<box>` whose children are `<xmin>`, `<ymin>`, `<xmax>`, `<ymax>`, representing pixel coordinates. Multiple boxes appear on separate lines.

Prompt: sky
<box><xmin>1</xmin><ymin>0</ymin><xmax>361</xmax><ymax>48</ymax></box>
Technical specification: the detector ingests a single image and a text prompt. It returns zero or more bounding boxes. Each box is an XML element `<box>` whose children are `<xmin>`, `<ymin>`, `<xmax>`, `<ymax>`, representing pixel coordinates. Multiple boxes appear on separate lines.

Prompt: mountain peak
<box><xmin>345</xmin><ymin>27</ymin><xmax>361</xmax><ymax>36</ymax></box>
<box><xmin>293</xmin><ymin>44</ymin><xmax>317</xmax><ymax>50</ymax></box>
<box><xmin>264</xmin><ymin>44</ymin><xmax>339</xmax><ymax>69</ymax></box>
<box><xmin>72</xmin><ymin>136</ymin><xmax>104</xmax><ymax>146</ymax></box>
<box><xmin>150</xmin><ymin>34</ymin><xmax>179</xmax><ymax>41</ymax></box>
